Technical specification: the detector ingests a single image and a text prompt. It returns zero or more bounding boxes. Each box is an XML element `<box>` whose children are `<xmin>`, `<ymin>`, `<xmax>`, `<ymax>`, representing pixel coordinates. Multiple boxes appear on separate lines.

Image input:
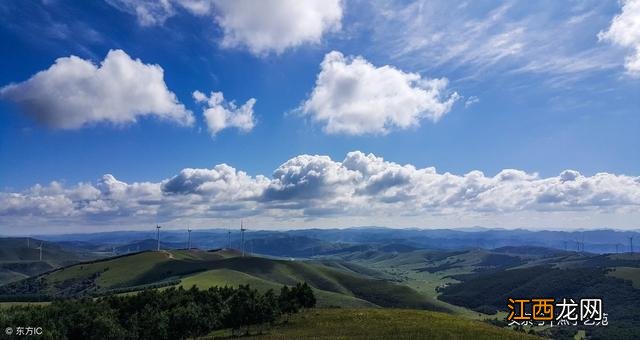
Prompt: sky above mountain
<box><xmin>0</xmin><ymin>0</ymin><xmax>639</xmax><ymax>234</ymax></box>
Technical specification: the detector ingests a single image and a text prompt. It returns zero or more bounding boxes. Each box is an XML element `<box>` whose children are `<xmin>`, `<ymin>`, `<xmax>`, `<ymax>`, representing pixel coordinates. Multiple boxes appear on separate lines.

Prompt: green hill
<box><xmin>0</xmin><ymin>238</ymin><xmax>98</xmax><ymax>286</ymax></box>
<box><xmin>0</xmin><ymin>238</ymin><xmax>94</xmax><ymax>264</ymax></box>
<box><xmin>179</xmin><ymin>269</ymin><xmax>377</xmax><ymax>308</ymax></box>
<box><xmin>216</xmin><ymin>308</ymin><xmax>538</xmax><ymax>340</ymax></box>
<box><xmin>0</xmin><ymin>249</ymin><xmax>440</xmax><ymax>310</ymax></box>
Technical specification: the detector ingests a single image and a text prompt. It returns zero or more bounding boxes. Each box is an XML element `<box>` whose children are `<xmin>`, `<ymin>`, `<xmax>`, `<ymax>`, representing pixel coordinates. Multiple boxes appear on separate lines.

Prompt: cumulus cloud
<box><xmin>212</xmin><ymin>0</ymin><xmax>342</xmax><ymax>55</ymax></box>
<box><xmin>262</xmin><ymin>154</ymin><xmax>360</xmax><ymax>202</ymax></box>
<box><xmin>1</xmin><ymin>151</ymin><xmax>639</xmax><ymax>228</ymax></box>
<box><xmin>107</xmin><ymin>0</ymin><xmax>342</xmax><ymax>55</ymax></box>
<box><xmin>193</xmin><ymin>90</ymin><xmax>256</xmax><ymax>136</ymax></box>
<box><xmin>301</xmin><ymin>51</ymin><xmax>460</xmax><ymax>135</ymax></box>
<box><xmin>162</xmin><ymin>164</ymin><xmax>268</xmax><ymax>200</ymax></box>
<box><xmin>599</xmin><ymin>0</ymin><xmax>640</xmax><ymax>76</ymax></box>
<box><xmin>0</xmin><ymin>49</ymin><xmax>193</xmax><ymax>129</ymax></box>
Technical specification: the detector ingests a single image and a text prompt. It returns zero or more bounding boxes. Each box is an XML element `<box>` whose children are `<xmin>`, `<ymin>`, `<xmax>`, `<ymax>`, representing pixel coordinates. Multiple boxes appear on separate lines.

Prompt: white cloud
<box><xmin>363</xmin><ymin>1</ymin><xmax>622</xmax><ymax>81</ymax></box>
<box><xmin>105</xmin><ymin>0</ymin><xmax>175</xmax><ymax>26</ymax></box>
<box><xmin>107</xmin><ymin>0</ymin><xmax>343</xmax><ymax>55</ymax></box>
<box><xmin>105</xmin><ymin>0</ymin><xmax>215</xmax><ymax>25</ymax></box>
<box><xmin>0</xmin><ymin>49</ymin><xmax>193</xmax><ymax>129</ymax></box>
<box><xmin>599</xmin><ymin>0</ymin><xmax>640</xmax><ymax>76</ymax></box>
<box><xmin>193</xmin><ymin>90</ymin><xmax>256</xmax><ymax>136</ymax></box>
<box><xmin>464</xmin><ymin>96</ymin><xmax>480</xmax><ymax>108</ymax></box>
<box><xmin>301</xmin><ymin>51</ymin><xmax>460</xmax><ymax>135</ymax></box>
<box><xmin>2</xmin><ymin>151</ymin><xmax>639</xmax><ymax>229</ymax></box>
<box><xmin>162</xmin><ymin>164</ymin><xmax>268</xmax><ymax>200</ymax></box>
<box><xmin>212</xmin><ymin>0</ymin><xmax>342</xmax><ymax>55</ymax></box>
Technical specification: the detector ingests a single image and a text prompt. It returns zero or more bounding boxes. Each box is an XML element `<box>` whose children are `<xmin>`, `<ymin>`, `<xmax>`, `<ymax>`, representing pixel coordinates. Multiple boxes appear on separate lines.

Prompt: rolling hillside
<box><xmin>0</xmin><ymin>249</ymin><xmax>441</xmax><ymax>310</ymax></box>
<box><xmin>0</xmin><ymin>238</ymin><xmax>98</xmax><ymax>285</ymax></box>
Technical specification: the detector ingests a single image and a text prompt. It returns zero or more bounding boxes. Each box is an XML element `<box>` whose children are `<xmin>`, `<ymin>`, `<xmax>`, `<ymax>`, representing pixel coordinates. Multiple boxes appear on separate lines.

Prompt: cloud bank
<box><xmin>301</xmin><ymin>51</ymin><xmax>460</xmax><ymax>135</ymax></box>
<box><xmin>193</xmin><ymin>90</ymin><xmax>256</xmax><ymax>136</ymax></box>
<box><xmin>2</xmin><ymin>151</ymin><xmax>638</xmax><ymax>230</ymax></box>
<box><xmin>107</xmin><ymin>0</ymin><xmax>343</xmax><ymax>55</ymax></box>
<box><xmin>0</xmin><ymin>49</ymin><xmax>193</xmax><ymax>129</ymax></box>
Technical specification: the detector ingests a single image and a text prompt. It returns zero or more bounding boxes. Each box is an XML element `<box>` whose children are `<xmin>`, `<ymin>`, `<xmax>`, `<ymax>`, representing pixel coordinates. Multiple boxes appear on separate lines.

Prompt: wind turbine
<box><xmin>37</xmin><ymin>243</ymin><xmax>43</xmax><ymax>261</ymax></box>
<box><xmin>240</xmin><ymin>221</ymin><xmax>247</xmax><ymax>257</ymax></box>
<box><xmin>630</xmin><ymin>237</ymin><xmax>634</xmax><ymax>254</ymax></box>
<box><xmin>156</xmin><ymin>225</ymin><xmax>162</xmax><ymax>251</ymax></box>
<box><xmin>227</xmin><ymin>229</ymin><xmax>231</xmax><ymax>249</ymax></box>
<box><xmin>187</xmin><ymin>228</ymin><xmax>192</xmax><ymax>250</ymax></box>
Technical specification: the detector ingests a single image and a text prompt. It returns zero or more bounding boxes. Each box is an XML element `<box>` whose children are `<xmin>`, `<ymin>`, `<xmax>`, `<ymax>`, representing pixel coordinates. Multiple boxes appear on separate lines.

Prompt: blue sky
<box><xmin>0</xmin><ymin>0</ymin><xmax>639</xmax><ymax>234</ymax></box>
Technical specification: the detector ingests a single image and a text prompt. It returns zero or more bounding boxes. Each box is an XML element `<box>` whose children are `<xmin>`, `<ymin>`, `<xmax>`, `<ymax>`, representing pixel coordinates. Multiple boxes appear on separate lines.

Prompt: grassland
<box><xmin>208</xmin><ymin>308</ymin><xmax>539</xmax><ymax>340</ymax></box>
<box><xmin>328</xmin><ymin>249</ymin><xmax>502</xmax><ymax>319</ymax></box>
<box><xmin>2</xmin><ymin>249</ymin><xmax>435</xmax><ymax>310</ymax></box>
<box><xmin>178</xmin><ymin>268</ymin><xmax>376</xmax><ymax>308</ymax></box>
<box><xmin>0</xmin><ymin>238</ymin><xmax>98</xmax><ymax>285</ymax></box>
<box><xmin>608</xmin><ymin>266</ymin><xmax>640</xmax><ymax>288</ymax></box>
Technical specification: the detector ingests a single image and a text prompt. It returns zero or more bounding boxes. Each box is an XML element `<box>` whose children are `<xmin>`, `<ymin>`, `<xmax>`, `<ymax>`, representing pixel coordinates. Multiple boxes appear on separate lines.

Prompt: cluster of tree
<box><xmin>0</xmin><ymin>283</ymin><xmax>316</xmax><ymax>339</ymax></box>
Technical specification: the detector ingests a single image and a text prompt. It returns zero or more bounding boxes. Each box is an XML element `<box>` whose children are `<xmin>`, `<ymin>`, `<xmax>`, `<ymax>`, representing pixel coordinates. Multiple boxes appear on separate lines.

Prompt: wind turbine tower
<box><xmin>37</xmin><ymin>243</ymin><xmax>43</xmax><ymax>261</ymax></box>
<box><xmin>240</xmin><ymin>221</ymin><xmax>247</xmax><ymax>257</ymax></box>
<box><xmin>227</xmin><ymin>229</ymin><xmax>231</xmax><ymax>249</ymax></box>
<box><xmin>187</xmin><ymin>228</ymin><xmax>192</xmax><ymax>250</ymax></box>
<box><xmin>630</xmin><ymin>237</ymin><xmax>634</xmax><ymax>254</ymax></box>
<box><xmin>156</xmin><ymin>225</ymin><xmax>162</xmax><ymax>251</ymax></box>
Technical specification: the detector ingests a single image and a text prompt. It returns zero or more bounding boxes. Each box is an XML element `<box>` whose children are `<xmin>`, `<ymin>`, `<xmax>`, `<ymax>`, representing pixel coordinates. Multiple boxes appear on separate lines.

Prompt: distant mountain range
<box><xmin>1</xmin><ymin>226</ymin><xmax>637</xmax><ymax>286</ymax></box>
<box><xmin>30</xmin><ymin>227</ymin><xmax>640</xmax><ymax>255</ymax></box>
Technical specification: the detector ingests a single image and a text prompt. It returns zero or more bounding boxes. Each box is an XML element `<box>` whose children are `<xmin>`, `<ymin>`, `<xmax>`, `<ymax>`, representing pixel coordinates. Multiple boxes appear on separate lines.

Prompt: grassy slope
<box><xmin>332</xmin><ymin>249</ymin><xmax>499</xmax><ymax>318</ymax></box>
<box><xmin>180</xmin><ymin>269</ymin><xmax>377</xmax><ymax>308</ymax></box>
<box><xmin>0</xmin><ymin>271</ymin><xmax>28</xmax><ymax>285</ymax></box>
<box><xmin>332</xmin><ymin>247</ymin><xmax>619</xmax><ymax>320</ymax></box>
<box><xmin>225</xmin><ymin>308</ymin><xmax>538</xmax><ymax>340</ymax></box>
<box><xmin>0</xmin><ymin>238</ymin><xmax>94</xmax><ymax>265</ymax></box>
<box><xmin>7</xmin><ymin>249</ymin><xmax>431</xmax><ymax>309</ymax></box>
<box><xmin>189</xmin><ymin>256</ymin><xmax>439</xmax><ymax>310</ymax></box>
<box><xmin>45</xmin><ymin>249</ymin><xmax>231</xmax><ymax>288</ymax></box>
<box><xmin>0</xmin><ymin>238</ymin><xmax>96</xmax><ymax>285</ymax></box>
<box><xmin>607</xmin><ymin>266</ymin><xmax>640</xmax><ymax>288</ymax></box>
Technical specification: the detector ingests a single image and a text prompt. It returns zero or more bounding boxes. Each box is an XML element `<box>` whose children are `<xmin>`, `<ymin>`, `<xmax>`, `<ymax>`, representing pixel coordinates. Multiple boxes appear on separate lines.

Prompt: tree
<box><xmin>293</xmin><ymin>282</ymin><xmax>316</xmax><ymax>308</ymax></box>
<box><xmin>227</xmin><ymin>285</ymin><xmax>259</xmax><ymax>335</ymax></box>
<box><xmin>278</xmin><ymin>285</ymin><xmax>299</xmax><ymax>319</ymax></box>
<box><xmin>256</xmin><ymin>289</ymin><xmax>280</xmax><ymax>333</ymax></box>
